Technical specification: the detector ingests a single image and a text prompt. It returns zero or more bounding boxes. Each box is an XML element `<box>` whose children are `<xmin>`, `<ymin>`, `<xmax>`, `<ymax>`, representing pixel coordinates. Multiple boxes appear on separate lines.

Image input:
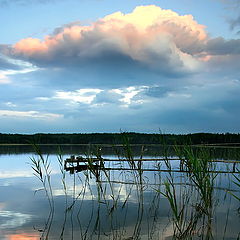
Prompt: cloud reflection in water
<box><xmin>0</xmin><ymin>211</ymin><xmax>33</xmax><ymax>229</ymax></box>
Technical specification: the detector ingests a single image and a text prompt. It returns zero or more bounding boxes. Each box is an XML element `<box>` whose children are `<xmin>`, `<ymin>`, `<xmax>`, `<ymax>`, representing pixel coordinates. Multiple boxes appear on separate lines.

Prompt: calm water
<box><xmin>0</xmin><ymin>145</ymin><xmax>239</xmax><ymax>240</ymax></box>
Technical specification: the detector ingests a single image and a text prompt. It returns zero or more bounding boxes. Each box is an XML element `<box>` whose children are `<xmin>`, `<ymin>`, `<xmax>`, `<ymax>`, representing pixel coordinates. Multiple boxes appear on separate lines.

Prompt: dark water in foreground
<box><xmin>0</xmin><ymin>145</ymin><xmax>239</xmax><ymax>240</ymax></box>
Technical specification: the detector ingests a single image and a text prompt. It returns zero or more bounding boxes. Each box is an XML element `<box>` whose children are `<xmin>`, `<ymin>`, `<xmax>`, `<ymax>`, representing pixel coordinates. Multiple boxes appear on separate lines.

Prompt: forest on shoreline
<box><xmin>0</xmin><ymin>132</ymin><xmax>240</xmax><ymax>145</ymax></box>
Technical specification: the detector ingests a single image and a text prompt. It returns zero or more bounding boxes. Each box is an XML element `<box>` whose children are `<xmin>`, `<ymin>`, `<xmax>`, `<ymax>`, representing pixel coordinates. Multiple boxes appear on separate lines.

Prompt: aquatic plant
<box><xmin>229</xmin><ymin>167</ymin><xmax>240</xmax><ymax>202</ymax></box>
<box><xmin>30</xmin><ymin>144</ymin><xmax>54</xmax><ymax>239</ymax></box>
<box><xmin>30</xmin><ymin>140</ymin><xmax>240</xmax><ymax>240</ymax></box>
<box><xmin>181</xmin><ymin>146</ymin><xmax>216</xmax><ymax>212</ymax></box>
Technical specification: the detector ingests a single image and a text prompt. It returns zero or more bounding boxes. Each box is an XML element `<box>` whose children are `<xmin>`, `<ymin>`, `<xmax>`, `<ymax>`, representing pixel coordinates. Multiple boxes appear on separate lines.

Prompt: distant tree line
<box><xmin>0</xmin><ymin>132</ymin><xmax>240</xmax><ymax>145</ymax></box>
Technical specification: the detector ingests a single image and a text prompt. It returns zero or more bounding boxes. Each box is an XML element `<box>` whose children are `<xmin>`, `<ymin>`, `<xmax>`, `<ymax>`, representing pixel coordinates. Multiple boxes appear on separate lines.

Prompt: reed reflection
<box><xmin>30</xmin><ymin>143</ymin><xmax>240</xmax><ymax>239</ymax></box>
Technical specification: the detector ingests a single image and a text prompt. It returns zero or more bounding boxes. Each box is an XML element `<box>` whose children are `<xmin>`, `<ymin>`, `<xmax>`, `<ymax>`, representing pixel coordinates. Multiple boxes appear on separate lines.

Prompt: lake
<box><xmin>0</xmin><ymin>144</ymin><xmax>239</xmax><ymax>240</ymax></box>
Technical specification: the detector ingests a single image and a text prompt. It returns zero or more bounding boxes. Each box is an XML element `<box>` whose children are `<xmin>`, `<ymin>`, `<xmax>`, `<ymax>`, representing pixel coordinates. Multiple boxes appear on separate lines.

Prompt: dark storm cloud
<box><xmin>230</xmin><ymin>15</ymin><xmax>240</xmax><ymax>31</ymax></box>
<box><xmin>219</xmin><ymin>0</ymin><xmax>240</xmax><ymax>33</ymax></box>
<box><xmin>135</xmin><ymin>80</ymin><xmax>240</xmax><ymax>132</ymax></box>
<box><xmin>93</xmin><ymin>91</ymin><xmax>122</xmax><ymax>104</ymax></box>
<box><xmin>10</xmin><ymin>33</ymin><xmax>198</xmax><ymax>80</ymax></box>
<box><xmin>206</xmin><ymin>37</ymin><xmax>240</xmax><ymax>55</ymax></box>
<box><xmin>0</xmin><ymin>45</ymin><xmax>28</xmax><ymax>70</ymax></box>
<box><xmin>144</xmin><ymin>86</ymin><xmax>174</xmax><ymax>98</ymax></box>
<box><xmin>228</xmin><ymin>1</ymin><xmax>240</xmax><ymax>28</ymax></box>
<box><xmin>14</xmin><ymin>54</ymin><xmax>186</xmax><ymax>89</ymax></box>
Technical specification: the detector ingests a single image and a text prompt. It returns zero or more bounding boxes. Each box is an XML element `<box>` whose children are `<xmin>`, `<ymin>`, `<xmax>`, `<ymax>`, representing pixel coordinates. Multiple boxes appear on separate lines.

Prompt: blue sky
<box><xmin>0</xmin><ymin>0</ymin><xmax>240</xmax><ymax>133</ymax></box>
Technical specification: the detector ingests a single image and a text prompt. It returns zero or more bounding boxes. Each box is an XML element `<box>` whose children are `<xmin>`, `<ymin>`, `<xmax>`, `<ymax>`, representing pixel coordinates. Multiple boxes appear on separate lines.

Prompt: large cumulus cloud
<box><xmin>3</xmin><ymin>5</ymin><xmax>240</xmax><ymax>78</ymax></box>
<box><xmin>10</xmin><ymin>5</ymin><xmax>205</xmax><ymax>76</ymax></box>
<box><xmin>3</xmin><ymin>4</ymin><xmax>240</xmax><ymax>88</ymax></box>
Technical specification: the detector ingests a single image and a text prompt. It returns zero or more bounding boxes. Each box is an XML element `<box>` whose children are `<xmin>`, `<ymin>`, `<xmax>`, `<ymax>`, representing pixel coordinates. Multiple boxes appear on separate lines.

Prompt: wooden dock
<box><xmin>64</xmin><ymin>155</ymin><xmax>240</xmax><ymax>174</ymax></box>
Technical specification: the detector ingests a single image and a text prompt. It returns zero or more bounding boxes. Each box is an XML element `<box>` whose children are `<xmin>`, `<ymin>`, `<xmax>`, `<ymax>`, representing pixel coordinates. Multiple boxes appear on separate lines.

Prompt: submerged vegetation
<box><xmin>30</xmin><ymin>135</ymin><xmax>240</xmax><ymax>240</ymax></box>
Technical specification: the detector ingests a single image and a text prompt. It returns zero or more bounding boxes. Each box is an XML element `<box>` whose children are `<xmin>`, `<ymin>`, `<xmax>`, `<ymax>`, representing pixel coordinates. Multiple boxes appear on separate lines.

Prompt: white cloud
<box><xmin>0</xmin><ymin>56</ymin><xmax>39</xmax><ymax>84</ymax></box>
<box><xmin>0</xmin><ymin>73</ymin><xmax>10</xmax><ymax>84</ymax></box>
<box><xmin>54</xmin><ymin>88</ymin><xmax>102</xmax><ymax>104</ymax></box>
<box><xmin>0</xmin><ymin>110</ymin><xmax>62</xmax><ymax>120</ymax></box>
<box><xmin>4</xmin><ymin>102</ymin><xmax>17</xmax><ymax>107</ymax></box>
<box><xmin>39</xmin><ymin>87</ymin><xmax>148</xmax><ymax>108</ymax></box>
<box><xmin>110</xmin><ymin>86</ymin><xmax>148</xmax><ymax>106</ymax></box>
<box><xmin>35</xmin><ymin>96</ymin><xmax>51</xmax><ymax>101</ymax></box>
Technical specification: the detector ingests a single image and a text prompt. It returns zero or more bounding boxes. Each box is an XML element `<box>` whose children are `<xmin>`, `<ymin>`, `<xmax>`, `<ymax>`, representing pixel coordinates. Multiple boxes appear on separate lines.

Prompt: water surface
<box><xmin>0</xmin><ymin>145</ymin><xmax>239</xmax><ymax>240</ymax></box>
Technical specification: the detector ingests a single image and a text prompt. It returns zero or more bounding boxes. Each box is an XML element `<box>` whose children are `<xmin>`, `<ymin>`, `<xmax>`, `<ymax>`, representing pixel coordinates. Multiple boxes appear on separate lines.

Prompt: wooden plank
<box><xmin>64</xmin><ymin>165</ymin><xmax>238</xmax><ymax>174</ymax></box>
<box><xmin>65</xmin><ymin>157</ymin><xmax>240</xmax><ymax>164</ymax></box>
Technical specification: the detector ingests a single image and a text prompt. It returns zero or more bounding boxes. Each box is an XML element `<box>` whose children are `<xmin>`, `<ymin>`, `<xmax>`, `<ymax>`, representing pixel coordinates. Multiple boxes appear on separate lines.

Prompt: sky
<box><xmin>0</xmin><ymin>0</ymin><xmax>240</xmax><ymax>134</ymax></box>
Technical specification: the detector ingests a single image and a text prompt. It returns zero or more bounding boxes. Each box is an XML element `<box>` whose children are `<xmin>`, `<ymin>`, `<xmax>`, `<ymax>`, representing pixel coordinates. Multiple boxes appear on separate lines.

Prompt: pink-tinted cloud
<box><xmin>14</xmin><ymin>38</ymin><xmax>48</xmax><ymax>56</ymax></box>
<box><xmin>12</xmin><ymin>5</ymin><xmax>207</xmax><ymax>73</ymax></box>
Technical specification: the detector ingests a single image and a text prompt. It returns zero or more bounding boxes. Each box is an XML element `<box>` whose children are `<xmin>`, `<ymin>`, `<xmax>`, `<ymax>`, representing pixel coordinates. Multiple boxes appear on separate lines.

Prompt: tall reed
<box><xmin>30</xmin><ymin>144</ymin><xmax>54</xmax><ymax>239</ymax></box>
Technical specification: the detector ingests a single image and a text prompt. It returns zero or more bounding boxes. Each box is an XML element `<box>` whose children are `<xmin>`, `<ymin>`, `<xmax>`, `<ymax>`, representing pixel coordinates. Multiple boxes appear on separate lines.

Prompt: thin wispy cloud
<box><xmin>0</xmin><ymin>110</ymin><xmax>62</xmax><ymax>120</ymax></box>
